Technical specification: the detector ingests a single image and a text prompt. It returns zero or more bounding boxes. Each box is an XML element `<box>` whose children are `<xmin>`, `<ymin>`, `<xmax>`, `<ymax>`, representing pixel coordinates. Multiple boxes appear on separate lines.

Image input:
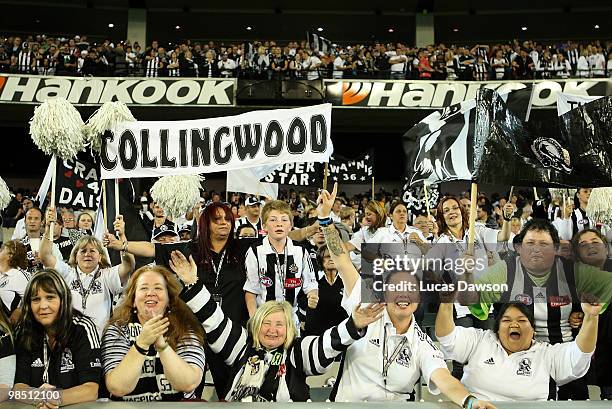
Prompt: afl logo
<box><xmin>260</xmin><ymin>276</ymin><xmax>273</xmax><ymax>287</ymax></box>
<box><xmin>531</xmin><ymin>137</ymin><xmax>571</xmax><ymax>173</ymax></box>
<box><xmin>514</xmin><ymin>293</ymin><xmax>533</xmax><ymax>305</ymax></box>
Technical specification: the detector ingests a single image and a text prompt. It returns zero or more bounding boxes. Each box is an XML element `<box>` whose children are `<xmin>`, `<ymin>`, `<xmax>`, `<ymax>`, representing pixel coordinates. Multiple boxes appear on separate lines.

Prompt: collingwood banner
<box><xmin>101</xmin><ymin>103</ymin><xmax>333</xmax><ymax>179</ymax></box>
<box><xmin>0</xmin><ymin>74</ymin><xmax>235</xmax><ymax>106</ymax></box>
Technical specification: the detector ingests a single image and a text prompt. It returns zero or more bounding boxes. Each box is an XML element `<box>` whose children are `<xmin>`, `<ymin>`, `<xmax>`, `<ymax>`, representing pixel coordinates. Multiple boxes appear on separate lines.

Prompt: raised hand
<box><xmin>352</xmin><ymin>303</ymin><xmax>385</xmax><ymax>330</ymax></box>
<box><xmin>581</xmin><ymin>302</ymin><xmax>603</xmax><ymax>317</ymax></box>
<box><xmin>316</xmin><ymin>182</ymin><xmax>338</xmax><ymax>218</ymax></box>
<box><xmin>169</xmin><ymin>250</ymin><xmax>198</xmax><ymax>285</ymax></box>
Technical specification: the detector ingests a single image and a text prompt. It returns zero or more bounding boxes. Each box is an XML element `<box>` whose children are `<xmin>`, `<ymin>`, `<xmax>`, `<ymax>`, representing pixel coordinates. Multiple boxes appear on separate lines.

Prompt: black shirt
<box><xmin>304</xmin><ymin>271</ymin><xmax>347</xmax><ymax>336</ymax></box>
<box><xmin>155</xmin><ymin>240</ymin><xmax>253</xmax><ymax>327</ymax></box>
<box><xmin>15</xmin><ymin>315</ymin><xmax>101</xmax><ymax>389</ymax></box>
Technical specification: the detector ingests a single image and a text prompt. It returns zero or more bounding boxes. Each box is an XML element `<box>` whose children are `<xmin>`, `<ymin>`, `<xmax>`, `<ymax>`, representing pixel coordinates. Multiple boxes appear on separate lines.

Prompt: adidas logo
<box><xmin>369</xmin><ymin>338</ymin><xmax>380</xmax><ymax>347</ymax></box>
<box><xmin>535</xmin><ymin>292</ymin><xmax>545</xmax><ymax>299</ymax></box>
<box><xmin>31</xmin><ymin>358</ymin><xmax>44</xmax><ymax>368</ymax></box>
<box><xmin>484</xmin><ymin>357</ymin><xmax>495</xmax><ymax>365</ymax></box>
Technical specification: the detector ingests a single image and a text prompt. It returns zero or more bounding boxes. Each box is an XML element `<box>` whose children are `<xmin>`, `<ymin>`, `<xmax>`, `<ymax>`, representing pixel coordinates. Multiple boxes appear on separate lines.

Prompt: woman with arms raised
<box><xmin>170</xmin><ymin>247</ymin><xmax>384</xmax><ymax>402</ymax></box>
<box><xmin>435</xmin><ymin>301</ymin><xmax>600</xmax><ymax>401</ymax></box>
<box><xmin>316</xmin><ymin>183</ymin><xmax>495</xmax><ymax>408</ymax></box>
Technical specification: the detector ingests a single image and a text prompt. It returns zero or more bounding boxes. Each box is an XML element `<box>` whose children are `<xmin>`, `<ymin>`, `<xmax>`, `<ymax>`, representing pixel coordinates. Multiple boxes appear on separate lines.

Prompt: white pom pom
<box><xmin>0</xmin><ymin>177</ymin><xmax>11</xmax><ymax>211</ymax></box>
<box><xmin>83</xmin><ymin>101</ymin><xmax>136</xmax><ymax>153</ymax></box>
<box><xmin>29</xmin><ymin>97</ymin><xmax>85</xmax><ymax>160</ymax></box>
<box><xmin>150</xmin><ymin>175</ymin><xmax>204</xmax><ymax>219</ymax></box>
<box><xmin>586</xmin><ymin>187</ymin><xmax>612</xmax><ymax>225</ymax></box>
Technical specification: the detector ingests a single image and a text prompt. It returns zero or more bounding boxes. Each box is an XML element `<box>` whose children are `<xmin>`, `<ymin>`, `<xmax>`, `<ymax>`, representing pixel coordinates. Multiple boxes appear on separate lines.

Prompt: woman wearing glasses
<box><xmin>40</xmin><ymin>207</ymin><xmax>134</xmax><ymax>337</ymax></box>
<box><xmin>426</xmin><ymin>195</ymin><xmax>514</xmax><ymax>379</ymax></box>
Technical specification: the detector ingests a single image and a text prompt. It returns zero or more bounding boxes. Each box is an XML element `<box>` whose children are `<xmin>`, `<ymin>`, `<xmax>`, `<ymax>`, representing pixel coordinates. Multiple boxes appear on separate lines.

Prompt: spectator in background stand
<box><xmin>145</xmin><ymin>49</ymin><xmax>162</xmax><ymax>78</ymax></box>
<box><xmin>303</xmin><ymin>49</ymin><xmax>322</xmax><ymax>80</ymax></box>
<box><xmin>512</xmin><ymin>48</ymin><xmax>534</xmax><ymax>79</ymax></box>
<box><xmin>473</xmin><ymin>54</ymin><xmax>489</xmax><ymax>81</ymax></box>
<box><xmin>12</xmin><ymin>41</ymin><xmax>35</xmax><ymax>74</ymax></box>
<box><xmin>125</xmin><ymin>45</ymin><xmax>136</xmax><ymax>75</ymax></box>
<box><xmin>200</xmin><ymin>50</ymin><xmax>220</xmax><ymax>78</ymax></box>
<box><xmin>492</xmin><ymin>49</ymin><xmax>509</xmax><ymax>80</ymax></box>
<box><xmin>218</xmin><ymin>52</ymin><xmax>236</xmax><ymax>78</ymax></box>
<box><xmin>555</xmin><ymin>53</ymin><xmax>572</xmax><ymax>78</ymax></box>
<box><xmin>56</xmin><ymin>43</ymin><xmax>77</xmax><ymax>76</ymax></box>
<box><xmin>591</xmin><ymin>46</ymin><xmax>606</xmax><ymax>77</ymax></box>
<box><xmin>445</xmin><ymin>50</ymin><xmax>458</xmax><ymax>80</ymax></box>
<box><xmin>456</xmin><ymin>47</ymin><xmax>474</xmax><ymax>80</ymax></box>
<box><xmin>180</xmin><ymin>50</ymin><xmax>197</xmax><ymax>77</ymax></box>
<box><xmin>167</xmin><ymin>51</ymin><xmax>180</xmax><ymax>77</ymax></box>
<box><xmin>0</xmin><ymin>44</ymin><xmax>10</xmax><ymax>73</ymax></box>
<box><xmin>577</xmin><ymin>49</ymin><xmax>590</xmax><ymax>78</ymax></box>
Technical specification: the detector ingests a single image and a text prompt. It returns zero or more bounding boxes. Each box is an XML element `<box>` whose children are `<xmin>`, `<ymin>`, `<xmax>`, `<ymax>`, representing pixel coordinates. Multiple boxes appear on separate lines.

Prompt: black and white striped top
<box><xmin>181</xmin><ymin>281</ymin><xmax>364</xmax><ymax>401</ymax></box>
<box><xmin>168</xmin><ymin>63</ymin><xmax>180</xmax><ymax>77</ymax></box>
<box><xmin>145</xmin><ymin>57</ymin><xmax>160</xmax><ymax>77</ymax></box>
<box><xmin>101</xmin><ymin>319</ymin><xmax>206</xmax><ymax>401</ymax></box>
<box><xmin>17</xmin><ymin>51</ymin><xmax>33</xmax><ymax>73</ymax></box>
<box><xmin>473</xmin><ymin>62</ymin><xmax>488</xmax><ymax>81</ymax></box>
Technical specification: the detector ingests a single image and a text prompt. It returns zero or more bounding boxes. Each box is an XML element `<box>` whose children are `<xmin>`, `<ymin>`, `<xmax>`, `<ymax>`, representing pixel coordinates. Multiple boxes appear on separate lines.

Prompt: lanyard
<box><xmin>42</xmin><ymin>334</ymin><xmax>51</xmax><ymax>384</ymax></box>
<box><xmin>394</xmin><ymin>230</ymin><xmax>410</xmax><ymax>254</ymax></box>
<box><xmin>74</xmin><ymin>268</ymin><xmax>101</xmax><ymax>310</ymax></box>
<box><xmin>273</xmin><ymin>242</ymin><xmax>288</xmax><ymax>298</ymax></box>
<box><xmin>212</xmin><ymin>250</ymin><xmax>226</xmax><ymax>289</ymax></box>
<box><xmin>382</xmin><ymin>326</ymin><xmax>409</xmax><ymax>385</ymax></box>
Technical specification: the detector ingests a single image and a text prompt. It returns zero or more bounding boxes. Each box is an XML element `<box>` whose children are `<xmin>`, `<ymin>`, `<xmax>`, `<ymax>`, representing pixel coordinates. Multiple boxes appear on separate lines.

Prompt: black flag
<box><xmin>328</xmin><ymin>150</ymin><xmax>374</xmax><ymax>184</ymax></box>
<box><xmin>261</xmin><ymin>162</ymin><xmax>323</xmax><ymax>187</ymax></box>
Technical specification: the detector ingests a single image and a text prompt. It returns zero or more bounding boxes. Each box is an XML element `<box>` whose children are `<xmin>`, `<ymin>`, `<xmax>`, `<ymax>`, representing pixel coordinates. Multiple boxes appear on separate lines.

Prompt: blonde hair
<box><xmin>338</xmin><ymin>207</ymin><xmax>355</xmax><ymax>221</ymax></box>
<box><xmin>68</xmin><ymin>236</ymin><xmax>111</xmax><ymax>269</ymax></box>
<box><xmin>261</xmin><ymin>200</ymin><xmax>293</xmax><ymax>225</ymax></box>
<box><xmin>248</xmin><ymin>301</ymin><xmax>296</xmax><ymax>350</ymax></box>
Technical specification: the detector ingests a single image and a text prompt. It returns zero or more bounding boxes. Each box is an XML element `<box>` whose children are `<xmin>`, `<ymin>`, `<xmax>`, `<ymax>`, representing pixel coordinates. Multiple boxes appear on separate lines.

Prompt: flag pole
<box><xmin>563</xmin><ymin>191</ymin><xmax>567</xmax><ymax>219</ymax></box>
<box><xmin>533</xmin><ymin>187</ymin><xmax>539</xmax><ymax>202</ymax></box>
<box><xmin>114</xmin><ymin>179</ymin><xmax>120</xmax><ymax>236</ymax></box>
<box><xmin>102</xmin><ymin>181</ymin><xmax>108</xmax><ymax>233</ymax></box>
<box><xmin>467</xmin><ymin>182</ymin><xmax>478</xmax><ymax>256</ymax></box>
<box><xmin>49</xmin><ymin>155</ymin><xmax>57</xmax><ymax>243</ymax></box>
<box><xmin>371</xmin><ymin>177</ymin><xmax>375</xmax><ymax>201</ymax></box>
<box><xmin>423</xmin><ymin>181</ymin><xmax>431</xmax><ymax>219</ymax></box>
<box><xmin>323</xmin><ymin>162</ymin><xmax>329</xmax><ymax>191</ymax></box>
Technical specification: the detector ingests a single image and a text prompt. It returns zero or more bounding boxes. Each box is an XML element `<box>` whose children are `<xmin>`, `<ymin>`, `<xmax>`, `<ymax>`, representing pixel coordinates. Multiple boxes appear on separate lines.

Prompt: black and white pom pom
<box><xmin>29</xmin><ymin>98</ymin><xmax>85</xmax><ymax>160</ymax></box>
<box><xmin>83</xmin><ymin>101</ymin><xmax>136</xmax><ymax>153</ymax></box>
<box><xmin>0</xmin><ymin>177</ymin><xmax>11</xmax><ymax>211</ymax></box>
<box><xmin>586</xmin><ymin>187</ymin><xmax>612</xmax><ymax>225</ymax></box>
<box><xmin>150</xmin><ymin>175</ymin><xmax>204</xmax><ymax>219</ymax></box>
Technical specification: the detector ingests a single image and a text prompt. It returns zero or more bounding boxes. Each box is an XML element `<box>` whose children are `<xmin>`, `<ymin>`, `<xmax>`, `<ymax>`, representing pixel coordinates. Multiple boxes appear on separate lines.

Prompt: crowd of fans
<box><xmin>1</xmin><ymin>33</ymin><xmax>612</xmax><ymax>80</ymax></box>
<box><xmin>0</xmin><ymin>181</ymin><xmax>610</xmax><ymax>403</ymax></box>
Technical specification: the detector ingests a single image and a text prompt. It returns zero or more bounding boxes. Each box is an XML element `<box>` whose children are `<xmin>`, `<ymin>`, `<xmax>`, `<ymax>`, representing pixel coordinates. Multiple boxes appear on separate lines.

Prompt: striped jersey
<box><xmin>102</xmin><ymin>321</ymin><xmax>205</xmax><ymax>401</ymax></box>
<box><xmin>243</xmin><ymin>237</ymin><xmax>317</xmax><ymax>322</ymax></box>
<box><xmin>180</xmin><ymin>280</ymin><xmax>364</xmax><ymax>401</ymax></box>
